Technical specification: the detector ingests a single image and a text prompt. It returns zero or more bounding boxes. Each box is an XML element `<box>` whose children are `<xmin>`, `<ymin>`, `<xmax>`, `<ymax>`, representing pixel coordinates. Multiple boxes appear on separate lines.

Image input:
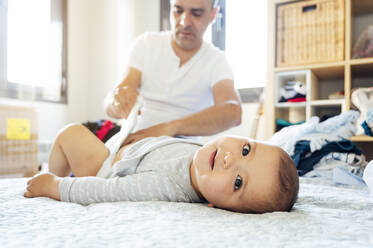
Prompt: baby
<box><xmin>24</xmin><ymin>124</ymin><xmax>299</xmax><ymax>214</ymax></box>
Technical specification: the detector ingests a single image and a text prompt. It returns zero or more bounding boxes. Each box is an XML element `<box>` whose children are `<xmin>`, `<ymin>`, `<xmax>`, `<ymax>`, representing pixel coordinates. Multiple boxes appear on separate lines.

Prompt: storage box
<box><xmin>276</xmin><ymin>0</ymin><xmax>345</xmax><ymax>67</ymax></box>
<box><xmin>0</xmin><ymin>105</ymin><xmax>38</xmax><ymax>176</ymax></box>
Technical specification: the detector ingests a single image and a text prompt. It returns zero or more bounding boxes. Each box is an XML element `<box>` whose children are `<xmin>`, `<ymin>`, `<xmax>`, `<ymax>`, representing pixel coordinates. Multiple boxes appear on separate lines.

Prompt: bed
<box><xmin>1</xmin><ymin>176</ymin><xmax>373</xmax><ymax>247</ymax></box>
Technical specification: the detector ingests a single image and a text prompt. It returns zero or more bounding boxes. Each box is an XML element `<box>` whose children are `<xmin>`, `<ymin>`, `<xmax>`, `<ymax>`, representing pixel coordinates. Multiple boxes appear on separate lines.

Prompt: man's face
<box><xmin>170</xmin><ymin>0</ymin><xmax>217</xmax><ymax>51</ymax></box>
<box><xmin>190</xmin><ymin>136</ymin><xmax>281</xmax><ymax>212</ymax></box>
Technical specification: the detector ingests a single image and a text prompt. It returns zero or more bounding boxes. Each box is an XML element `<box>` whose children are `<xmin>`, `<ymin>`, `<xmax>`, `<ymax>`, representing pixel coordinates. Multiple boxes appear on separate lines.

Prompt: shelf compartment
<box><xmin>309</xmin><ymin>67</ymin><xmax>345</xmax><ymax>101</ymax></box>
<box><xmin>276</xmin><ymin>107</ymin><xmax>306</xmax><ymax>126</ymax></box>
<box><xmin>352</xmin><ymin>0</ymin><xmax>373</xmax><ymax>18</ymax></box>
<box><xmin>351</xmin><ymin>1</ymin><xmax>373</xmax><ymax>60</ymax></box>
<box><xmin>274</xmin><ymin>70</ymin><xmax>309</xmax><ymax>105</ymax></box>
<box><xmin>351</xmin><ymin>63</ymin><xmax>373</xmax><ymax>90</ymax></box>
<box><xmin>308</xmin><ymin>105</ymin><xmax>342</xmax><ymax>121</ymax></box>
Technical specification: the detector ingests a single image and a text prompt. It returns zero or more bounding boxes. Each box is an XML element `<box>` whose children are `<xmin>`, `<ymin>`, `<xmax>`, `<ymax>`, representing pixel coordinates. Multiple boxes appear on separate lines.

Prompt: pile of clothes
<box><xmin>269</xmin><ymin>110</ymin><xmax>371</xmax><ymax>186</ymax></box>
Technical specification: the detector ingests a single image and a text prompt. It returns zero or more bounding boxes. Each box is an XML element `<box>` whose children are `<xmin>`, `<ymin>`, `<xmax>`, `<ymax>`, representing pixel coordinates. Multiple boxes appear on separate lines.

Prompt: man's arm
<box><xmin>104</xmin><ymin>67</ymin><xmax>142</xmax><ymax>119</ymax></box>
<box><xmin>170</xmin><ymin>79</ymin><xmax>241</xmax><ymax>136</ymax></box>
<box><xmin>123</xmin><ymin>79</ymin><xmax>241</xmax><ymax>145</ymax></box>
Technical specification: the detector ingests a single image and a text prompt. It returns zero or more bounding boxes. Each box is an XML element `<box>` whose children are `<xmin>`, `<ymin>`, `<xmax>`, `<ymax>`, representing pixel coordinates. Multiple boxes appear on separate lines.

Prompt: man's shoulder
<box><xmin>202</xmin><ymin>41</ymin><xmax>226</xmax><ymax>60</ymax></box>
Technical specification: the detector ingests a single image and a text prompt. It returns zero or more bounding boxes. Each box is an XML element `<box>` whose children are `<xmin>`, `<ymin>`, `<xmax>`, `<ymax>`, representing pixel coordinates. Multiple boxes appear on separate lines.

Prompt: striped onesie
<box><xmin>59</xmin><ymin>136</ymin><xmax>204</xmax><ymax>205</ymax></box>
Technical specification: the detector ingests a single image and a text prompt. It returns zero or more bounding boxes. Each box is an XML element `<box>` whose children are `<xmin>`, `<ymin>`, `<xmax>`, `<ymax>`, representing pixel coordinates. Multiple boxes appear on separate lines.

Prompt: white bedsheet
<box><xmin>1</xmin><ymin>177</ymin><xmax>373</xmax><ymax>247</ymax></box>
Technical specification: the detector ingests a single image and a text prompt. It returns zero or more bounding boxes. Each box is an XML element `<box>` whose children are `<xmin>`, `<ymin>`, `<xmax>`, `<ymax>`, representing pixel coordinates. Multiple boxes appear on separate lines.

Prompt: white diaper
<box><xmin>96</xmin><ymin>97</ymin><xmax>144</xmax><ymax>178</ymax></box>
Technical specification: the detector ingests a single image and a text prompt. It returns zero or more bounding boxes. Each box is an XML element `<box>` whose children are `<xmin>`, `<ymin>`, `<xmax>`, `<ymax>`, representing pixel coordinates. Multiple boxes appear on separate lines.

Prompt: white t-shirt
<box><xmin>127</xmin><ymin>31</ymin><xmax>234</xmax><ymax>132</ymax></box>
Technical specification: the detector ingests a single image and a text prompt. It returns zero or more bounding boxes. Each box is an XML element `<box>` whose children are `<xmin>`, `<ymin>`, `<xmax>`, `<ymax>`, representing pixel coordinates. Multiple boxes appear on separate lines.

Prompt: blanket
<box><xmin>1</xmin><ymin>177</ymin><xmax>373</xmax><ymax>247</ymax></box>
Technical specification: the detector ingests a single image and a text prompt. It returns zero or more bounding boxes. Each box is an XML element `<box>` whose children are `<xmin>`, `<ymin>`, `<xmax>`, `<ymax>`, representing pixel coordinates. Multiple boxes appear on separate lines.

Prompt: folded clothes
<box><xmin>279</xmin><ymin>81</ymin><xmax>307</xmax><ymax>103</ymax></box>
<box><xmin>287</xmin><ymin>97</ymin><xmax>306</xmax><ymax>103</ymax></box>
<box><xmin>328</xmin><ymin>90</ymin><xmax>345</xmax><ymax>100</ymax></box>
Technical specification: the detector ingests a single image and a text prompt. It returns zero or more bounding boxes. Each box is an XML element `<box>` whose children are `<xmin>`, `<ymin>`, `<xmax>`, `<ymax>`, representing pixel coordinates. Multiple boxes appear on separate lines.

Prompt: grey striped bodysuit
<box><xmin>59</xmin><ymin>136</ymin><xmax>204</xmax><ymax>205</ymax></box>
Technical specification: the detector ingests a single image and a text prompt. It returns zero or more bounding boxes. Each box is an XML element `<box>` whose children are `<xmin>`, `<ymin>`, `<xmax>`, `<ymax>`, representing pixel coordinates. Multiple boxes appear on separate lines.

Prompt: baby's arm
<box><xmin>58</xmin><ymin>173</ymin><xmax>188</xmax><ymax>205</ymax></box>
<box><xmin>25</xmin><ymin>172</ymin><xmax>189</xmax><ymax>205</ymax></box>
<box><xmin>58</xmin><ymin>173</ymin><xmax>177</xmax><ymax>205</ymax></box>
<box><xmin>24</xmin><ymin>173</ymin><xmax>61</xmax><ymax>201</ymax></box>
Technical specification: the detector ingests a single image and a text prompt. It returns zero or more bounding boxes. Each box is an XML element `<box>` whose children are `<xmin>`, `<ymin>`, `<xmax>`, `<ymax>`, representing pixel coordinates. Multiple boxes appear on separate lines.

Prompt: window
<box><xmin>0</xmin><ymin>0</ymin><xmax>67</xmax><ymax>103</ymax></box>
<box><xmin>225</xmin><ymin>1</ymin><xmax>267</xmax><ymax>89</ymax></box>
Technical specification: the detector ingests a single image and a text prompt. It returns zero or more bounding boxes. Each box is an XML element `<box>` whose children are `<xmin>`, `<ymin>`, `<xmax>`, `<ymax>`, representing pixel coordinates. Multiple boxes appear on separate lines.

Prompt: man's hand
<box><xmin>122</xmin><ymin>122</ymin><xmax>177</xmax><ymax>146</ymax></box>
<box><xmin>111</xmin><ymin>86</ymin><xmax>139</xmax><ymax>119</ymax></box>
<box><xmin>24</xmin><ymin>173</ymin><xmax>61</xmax><ymax>201</ymax></box>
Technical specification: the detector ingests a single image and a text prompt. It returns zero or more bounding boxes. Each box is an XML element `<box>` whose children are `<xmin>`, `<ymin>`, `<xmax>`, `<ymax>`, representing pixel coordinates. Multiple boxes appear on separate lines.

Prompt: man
<box><xmin>105</xmin><ymin>0</ymin><xmax>241</xmax><ymax>145</ymax></box>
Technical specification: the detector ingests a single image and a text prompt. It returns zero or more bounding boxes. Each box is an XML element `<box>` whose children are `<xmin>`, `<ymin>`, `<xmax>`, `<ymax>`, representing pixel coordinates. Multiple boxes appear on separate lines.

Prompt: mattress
<box><xmin>1</xmin><ymin>177</ymin><xmax>373</xmax><ymax>247</ymax></box>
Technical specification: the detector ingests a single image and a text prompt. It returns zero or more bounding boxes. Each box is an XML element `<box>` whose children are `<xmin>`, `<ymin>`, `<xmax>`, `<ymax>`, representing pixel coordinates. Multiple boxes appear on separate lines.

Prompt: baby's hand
<box><xmin>24</xmin><ymin>173</ymin><xmax>61</xmax><ymax>201</ymax></box>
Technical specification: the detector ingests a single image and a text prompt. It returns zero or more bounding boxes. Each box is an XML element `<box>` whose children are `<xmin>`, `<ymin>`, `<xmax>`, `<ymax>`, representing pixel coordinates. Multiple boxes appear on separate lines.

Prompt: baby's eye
<box><xmin>242</xmin><ymin>144</ymin><xmax>250</xmax><ymax>156</ymax></box>
<box><xmin>234</xmin><ymin>175</ymin><xmax>242</xmax><ymax>191</ymax></box>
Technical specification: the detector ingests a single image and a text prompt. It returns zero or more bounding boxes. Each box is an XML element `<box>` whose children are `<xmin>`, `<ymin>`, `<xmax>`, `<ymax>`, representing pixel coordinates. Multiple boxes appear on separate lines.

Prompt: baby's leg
<box><xmin>48</xmin><ymin>124</ymin><xmax>110</xmax><ymax>177</ymax></box>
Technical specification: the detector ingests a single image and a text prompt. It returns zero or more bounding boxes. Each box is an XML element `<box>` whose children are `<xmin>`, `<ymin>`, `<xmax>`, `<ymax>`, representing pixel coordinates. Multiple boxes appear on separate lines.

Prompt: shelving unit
<box><xmin>264</xmin><ymin>0</ymin><xmax>373</xmax><ymax>145</ymax></box>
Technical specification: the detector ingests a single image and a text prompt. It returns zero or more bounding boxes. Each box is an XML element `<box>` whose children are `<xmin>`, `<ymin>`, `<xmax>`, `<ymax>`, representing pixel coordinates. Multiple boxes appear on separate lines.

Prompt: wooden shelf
<box><xmin>275</xmin><ymin>102</ymin><xmax>306</xmax><ymax>108</ymax></box>
<box><xmin>309</xmin><ymin>99</ymin><xmax>344</xmax><ymax>106</ymax></box>
<box><xmin>275</xmin><ymin>62</ymin><xmax>345</xmax><ymax>79</ymax></box>
<box><xmin>275</xmin><ymin>61</ymin><xmax>345</xmax><ymax>72</ymax></box>
<box><xmin>351</xmin><ymin>57</ymin><xmax>373</xmax><ymax>65</ymax></box>
<box><xmin>265</xmin><ymin>0</ymin><xmax>373</xmax><ymax>144</ymax></box>
<box><xmin>350</xmin><ymin>135</ymin><xmax>373</xmax><ymax>142</ymax></box>
<box><xmin>274</xmin><ymin>0</ymin><xmax>300</xmax><ymax>4</ymax></box>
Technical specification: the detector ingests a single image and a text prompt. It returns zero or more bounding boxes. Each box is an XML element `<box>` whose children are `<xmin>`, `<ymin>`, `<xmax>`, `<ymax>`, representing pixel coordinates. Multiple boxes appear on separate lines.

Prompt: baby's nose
<box><xmin>223</xmin><ymin>152</ymin><xmax>234</xmax><ymax>169</ymax></box>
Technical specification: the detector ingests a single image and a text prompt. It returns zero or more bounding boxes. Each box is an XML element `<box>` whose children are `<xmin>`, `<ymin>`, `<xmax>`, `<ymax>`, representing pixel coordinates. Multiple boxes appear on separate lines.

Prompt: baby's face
<box><xmin>190</xmin><ymin>136</ymin><xmax>282</xmax><ymax>212</ymax></box>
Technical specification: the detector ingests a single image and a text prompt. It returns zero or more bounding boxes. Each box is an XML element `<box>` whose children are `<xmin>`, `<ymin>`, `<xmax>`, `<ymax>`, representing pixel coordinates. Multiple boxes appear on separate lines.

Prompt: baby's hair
<box><xmin>273</xmin><ymin>149</ymin><xmax>299</xmax><ymax>212</ymax></box>
<box><xmin>245</xmin><ymin>147</ymin><xmax>299</xmax><ymax>214</ymax></box>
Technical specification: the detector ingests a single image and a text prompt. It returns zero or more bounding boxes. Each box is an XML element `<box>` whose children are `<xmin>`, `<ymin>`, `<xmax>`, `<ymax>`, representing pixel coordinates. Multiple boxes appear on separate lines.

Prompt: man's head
<box><xmin>170</xmin><ymin>0</ymin><xmax>219</xmax><ymax>51</ymax></box>
<box><xmin>190</xmin><ymin>136</ymin><xmax>299</xmax><ymax>214</ymax></box>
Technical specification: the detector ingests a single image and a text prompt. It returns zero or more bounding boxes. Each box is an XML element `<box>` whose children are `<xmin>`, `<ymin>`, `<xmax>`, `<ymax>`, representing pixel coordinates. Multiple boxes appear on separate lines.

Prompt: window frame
<box><xmin>0</xmin><ymin>0</ymin><xmax>68</xmax><ymax>103</ymax></box>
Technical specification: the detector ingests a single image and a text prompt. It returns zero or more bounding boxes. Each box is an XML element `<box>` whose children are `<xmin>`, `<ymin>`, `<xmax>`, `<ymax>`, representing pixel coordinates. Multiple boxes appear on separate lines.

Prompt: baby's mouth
<box><xmin>209</xmin><ymin>150</ymin><xmax>217</xmax><ymax>170</ymax></box>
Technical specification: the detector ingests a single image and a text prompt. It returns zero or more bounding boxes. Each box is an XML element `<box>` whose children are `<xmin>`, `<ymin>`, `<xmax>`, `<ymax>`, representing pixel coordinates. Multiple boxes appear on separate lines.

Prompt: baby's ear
<box><xmin>207</xmin><ymin>203</ymin><xmax>215</xmax><ymax>208</ymax></box>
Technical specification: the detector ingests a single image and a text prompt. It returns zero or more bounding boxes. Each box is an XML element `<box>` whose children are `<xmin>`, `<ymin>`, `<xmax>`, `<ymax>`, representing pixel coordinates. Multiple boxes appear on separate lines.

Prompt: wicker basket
<box><xmin>276</xmin><ymin>0</ymin><xmax>345</xmax><ymax>67</ymax></box>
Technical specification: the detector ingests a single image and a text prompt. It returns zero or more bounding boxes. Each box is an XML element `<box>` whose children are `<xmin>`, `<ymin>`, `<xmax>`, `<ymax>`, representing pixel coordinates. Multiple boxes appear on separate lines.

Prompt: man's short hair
<box><xmin>169</xmin><ymin>0</ymin><xmax>219</xmax><ymax>9</ymax></box>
